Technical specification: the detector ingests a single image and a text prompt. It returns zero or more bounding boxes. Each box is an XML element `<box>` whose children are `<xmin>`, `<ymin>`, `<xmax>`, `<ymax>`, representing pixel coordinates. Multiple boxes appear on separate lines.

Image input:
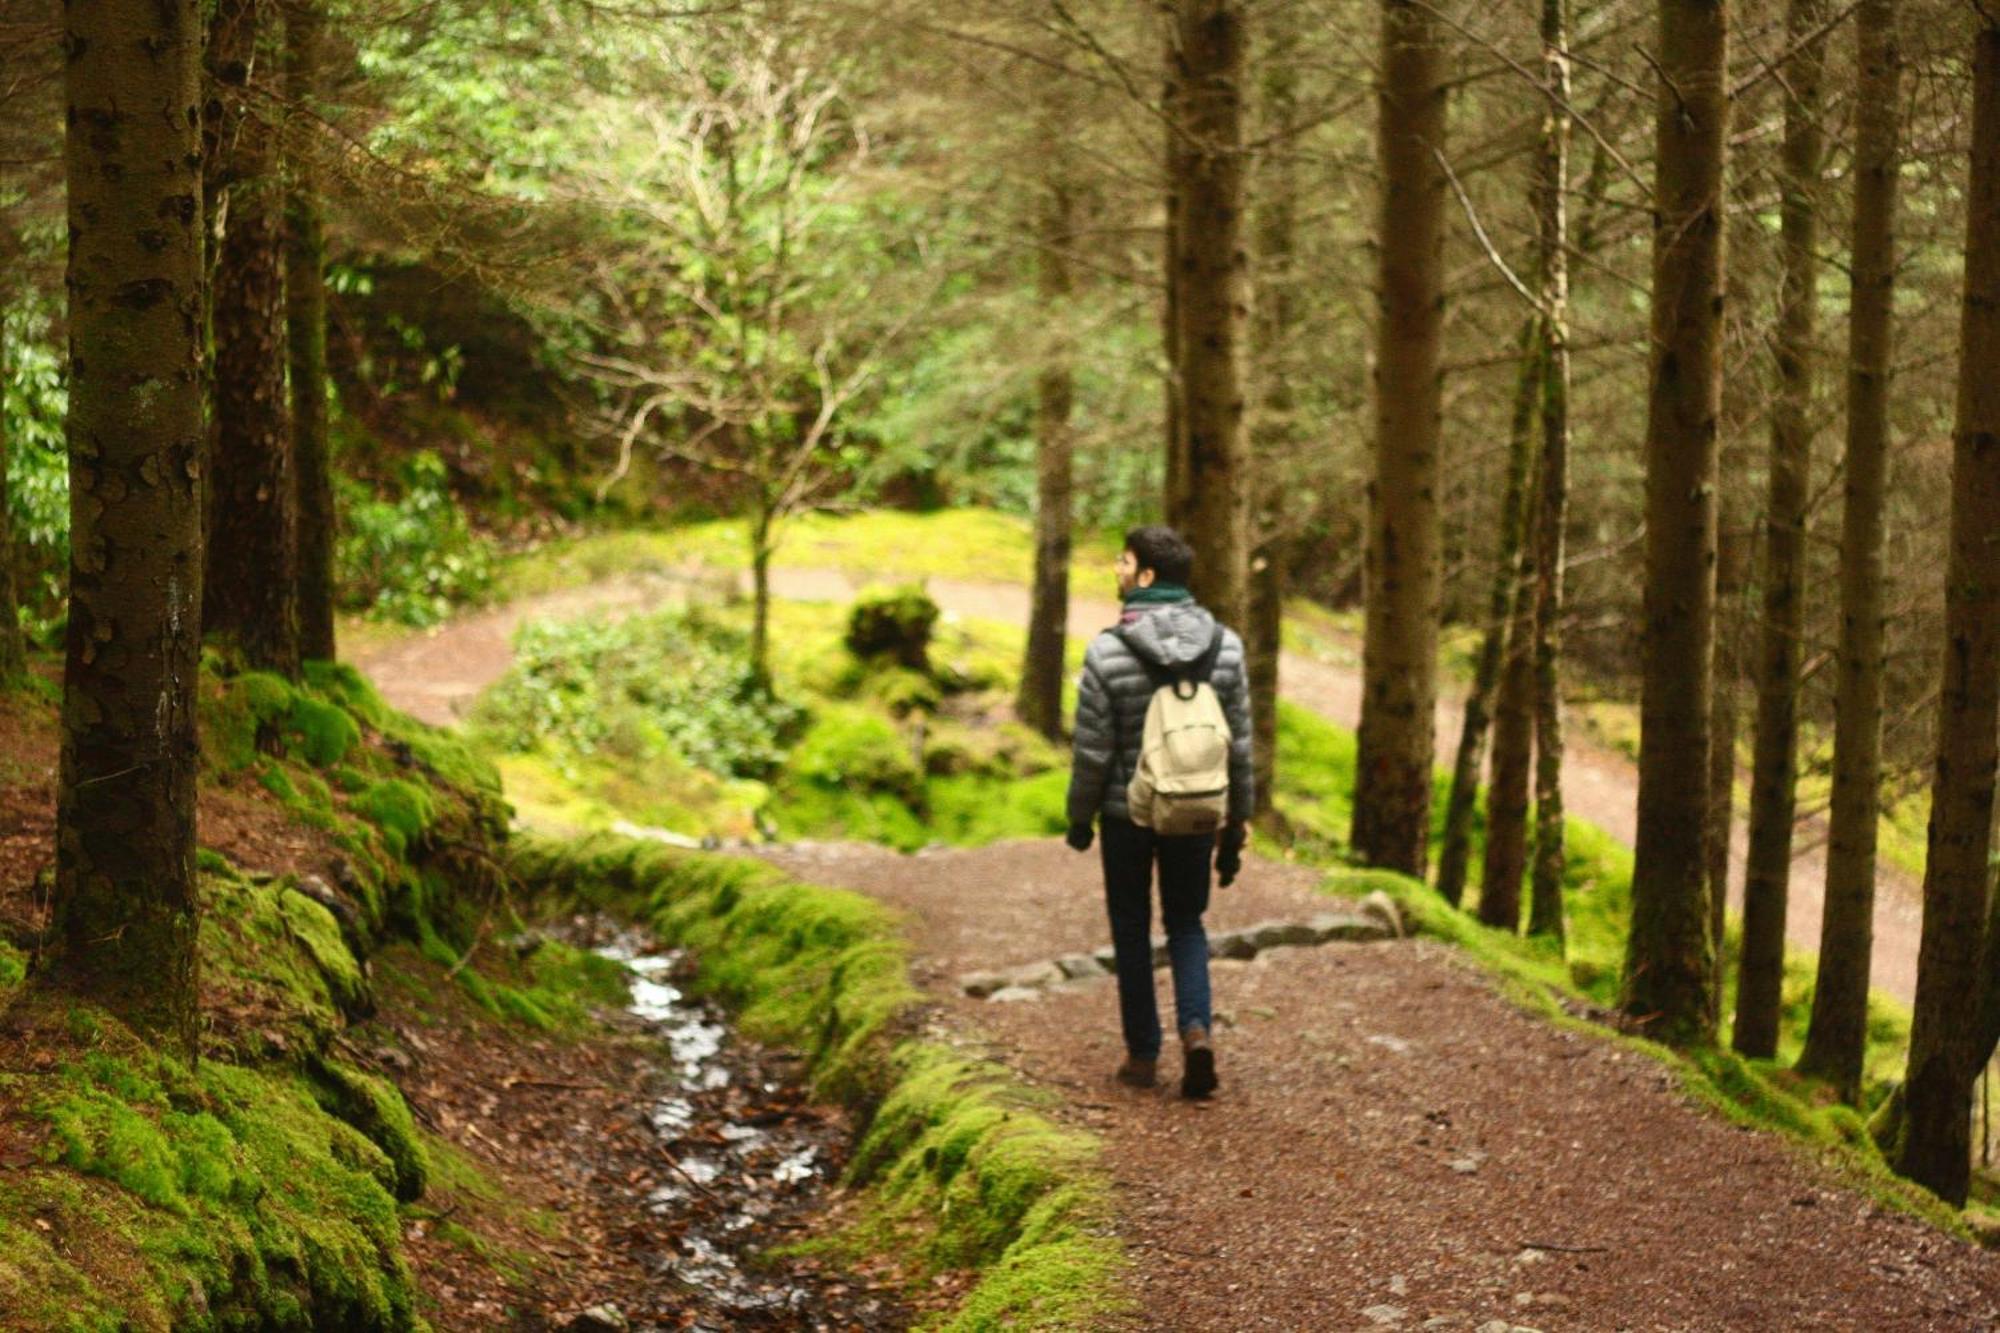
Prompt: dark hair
<box><xmin>1124</xmin><ymin>525</ymin><xmax>1195</xmax><ymax>585</ymax></box>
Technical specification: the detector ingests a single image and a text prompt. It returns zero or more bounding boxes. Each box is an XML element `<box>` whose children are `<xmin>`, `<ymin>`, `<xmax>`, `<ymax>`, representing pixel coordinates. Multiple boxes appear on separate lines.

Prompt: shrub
<box><xmin>845</xmin><ymin>584</ymin><xmax>939</xmax><ymax>670</ymax></box>
<box><xmin>336</xmin><ymin>450</ymin><xmax>496</xmax><ymax>626</ymax></box>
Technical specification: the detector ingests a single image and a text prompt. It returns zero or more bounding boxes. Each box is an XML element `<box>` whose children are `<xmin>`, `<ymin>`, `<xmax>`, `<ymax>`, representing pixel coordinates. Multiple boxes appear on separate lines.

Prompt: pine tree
<box><xmin>1797</xmin><ymin>0</ymin><xmax>1899</xmax><ymax>1105</ymax></box>
<box><xmin>1623</xmin><ymin>0</ymin><xmax>1730</xmax><ymax>1045</ymax></box>
<box><xmin>1736</xmin><ymin>0</ymin><xmax>1828</xmax><ymax>1058</ymax></box>
<box><xmin>287</xmin><ymin>0</ymin><xmax>336</xmax><ymax>663</ymax></box>
<box><xmin>1171</xmin><ymin>0</ymin><xmax>1250</xmax><ymax>628</ymax></box>
<box><xmin>54</xmin><ymin>0</ymin><xmax>207</xmax><ymax>1051</ymax></box>
<box><xmin>1019</xmin><ymin>110</ymin><xmax>1075</xmax><ymax>742</ymax></box>
<box><xmin>204</xmin><ymin>0</ymin><xmax>299</xmax><ymax>675</ymax></box>
<box><xmin>1895</xmin><ymin>9</ymin><xmax>2000</xmax><ymax>1208</ymax></box>
<box><xmin>1353</xmin><ymin>0</ymin><xmax>1446</xmax><ymax>877</ymax></box>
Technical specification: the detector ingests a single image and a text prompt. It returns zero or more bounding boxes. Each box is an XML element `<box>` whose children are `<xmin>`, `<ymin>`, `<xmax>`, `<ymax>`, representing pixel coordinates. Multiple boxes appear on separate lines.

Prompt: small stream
<box><xmin>570</xmin><ymin>919</ymin><xmax>905</xmax><ymax>1331</ymax></box>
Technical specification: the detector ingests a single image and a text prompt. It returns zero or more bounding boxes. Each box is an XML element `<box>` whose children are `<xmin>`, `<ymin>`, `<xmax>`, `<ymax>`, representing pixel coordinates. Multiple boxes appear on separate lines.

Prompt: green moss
<box><xmin>783</xmin><ymin>704</ymin><xmax>924</xmax><ymax>803</ymax></box>
<box><xmin>310</xmin><ymin>1060</ymin><xmax>430</xmax><ymax>1202</ymax></box>
<box><xmin>357</xmin><ymin>779</ymin><xmax>435</xmax><ymax>857</ymax></box>
<box><xmin>0</xmin><ymin>940</ymin><xmax>25</xmax><ymax>998</ymax></box>
<box><xmin>199</xmin><ymin>872</ymin><xmax>372</xmax><ymax>1053</ymax></box>
<box><xmin>287</xmin><ymin>695</ymin><xmax>362</xmax><ymax>767</ymax></box>
<box><xmin>12</xmin><ymin>1033</ymin><xmax>420</xmax><ymax>1329</ymax></box>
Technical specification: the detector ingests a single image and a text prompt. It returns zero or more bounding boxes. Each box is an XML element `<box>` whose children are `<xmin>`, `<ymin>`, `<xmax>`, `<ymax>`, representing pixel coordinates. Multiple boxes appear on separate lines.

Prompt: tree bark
<box><xmin>1019</xmin><ymin>151</ymin><xmax>1075</xmax><ymax>741</ymax></box>
<box><xmin>1798</xmin><ymin>0</ymin><xmax>1899</xmax><ymax>1105</ymax></box>
<box><xmin>1437</xmin><ymin>322</ymin><xmax>1539</xmax><ymax>908</ymax></box>
<box><xmin>1736</xmin><ymin>0</ymin><xmax>1827</xmax><ymax>1059</ymax></box>
<box><xmin>1247</xmin><ymin>24</ymin><xmax>1299</xmax><ymax>819</ymax></box>
<box><xmin>1707</xmin><ymin>515</ymin><xmax>1746</xmax><ymax>1011</ymax></box>
<box><xmin>1527</xmin><ymin>0</ymin><xmax>1573</xmax><ymax>945</ymax></box>
<box><xmin>1623</xmin><ymin>0</ymin><xmax>1729</xmax><ymax>1046</ymax></box>
<box><xmin>750</xmin><ymin>502</ymin><xmax>774</xmax><ymax>692</ymax></box>
<box><xmin>1481</xmin><ymin>542</ymin><xmax>1538</xmax><ymax>933</ymax></box>
<box><xmin>54</xmin><ymin>0</ymin><xmax>206</xmax><ymax>1052</ymax></box>
<box><xmin>1162</xmin><ymin>24</ymin><xmax>1190</xmax><ymax>531</ymax></box>
<box><xmin>1896</xmin><ymin>13</ymin><xmax>2000</xmax><ymax>1208</ymax></box>
<box><xmin>286</xmin><ymin>0</ymin><xmax>335</xmax><ymax>663</ymax></box>
<box><xmin>1172</xmin><ymin>0</ymin><xmax>1250</xmax><ymax>630</ymax></box>
<box><xmin>203</xmin><ymin>0</ymin><xmax>298</xmax><ymax>676</ymax></box>
<box><xmin>1353</xmin><ymin>0</ymin><xmax>1446</xmax><ymax>878</ymax></box>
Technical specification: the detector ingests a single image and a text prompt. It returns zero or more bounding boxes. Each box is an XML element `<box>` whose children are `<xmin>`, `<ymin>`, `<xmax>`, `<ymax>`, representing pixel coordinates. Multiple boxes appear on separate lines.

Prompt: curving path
<box><xmin>352</xmin><ymin>561</ymin><xmax>1923</xmax><ymax>1003</ymax></box>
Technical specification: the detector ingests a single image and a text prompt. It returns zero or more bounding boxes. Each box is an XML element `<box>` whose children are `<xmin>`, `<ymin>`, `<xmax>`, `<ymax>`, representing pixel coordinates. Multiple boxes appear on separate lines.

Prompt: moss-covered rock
<box><xmin>845</xmin><ymin>584</ymin><xmax>940</xmax><ymax>670</ymax></box>
<box><xmin>309</xmin><ymin>1059</ymin><xmax>430</xmax><ymax>1202</ymax></box>
<box><xmin>784</xmin><ymin>704</ymin><xmax>924</xmax><ymax>806</ymax></box>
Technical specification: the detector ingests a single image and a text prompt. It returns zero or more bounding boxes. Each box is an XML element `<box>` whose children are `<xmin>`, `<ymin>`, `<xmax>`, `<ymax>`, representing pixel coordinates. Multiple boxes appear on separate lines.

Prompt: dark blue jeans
<box><xmin>1100</xmin><ymin>816</ymin><xmax>1214</xmax><ymax>1060</ymax></box>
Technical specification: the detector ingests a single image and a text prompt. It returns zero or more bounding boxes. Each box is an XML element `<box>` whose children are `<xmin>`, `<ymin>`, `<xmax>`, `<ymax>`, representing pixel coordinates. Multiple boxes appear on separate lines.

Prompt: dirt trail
<box><xmin>356</xmin><ymin>563</ymin><xmax>1922</xmax><ymax>1003</ymax></box>
<box><xmin>763</xmin><ymin>838</ymin><xmax>1997</xmax><ymax>1332</ymax></box>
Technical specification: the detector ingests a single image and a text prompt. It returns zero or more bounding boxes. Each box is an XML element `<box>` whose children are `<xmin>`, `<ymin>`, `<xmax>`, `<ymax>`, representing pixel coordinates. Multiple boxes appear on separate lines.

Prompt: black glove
<box><xmin>1216</xmin><ymin>823</ymin><xmax>1247</xmax><ymax>887</ymax></box>
<box><xmin>1066</xmin><ymin>822</ymin><xmax>1095</xmax><ymax>853</ymax></box>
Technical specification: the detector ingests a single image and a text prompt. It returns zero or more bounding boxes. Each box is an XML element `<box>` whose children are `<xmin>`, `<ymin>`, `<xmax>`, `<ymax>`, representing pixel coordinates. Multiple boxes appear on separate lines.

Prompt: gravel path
<box><xmin>356</xmin><ymin>562</ymin><xmax>1923</xmax><ymax>1002</ymax></box>
<box><xmin>762</xmin><ymin>839</ymin><xmax>2000</xmax><ymax>1333</ymax></box>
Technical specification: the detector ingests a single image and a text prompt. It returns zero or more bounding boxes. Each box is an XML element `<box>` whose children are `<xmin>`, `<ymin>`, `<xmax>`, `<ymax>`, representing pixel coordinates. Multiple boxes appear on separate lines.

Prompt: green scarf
<box><xmin>1124</xmin><ymin>582</ymin><xmax>1193</xmax><ymax>607</ymax></box>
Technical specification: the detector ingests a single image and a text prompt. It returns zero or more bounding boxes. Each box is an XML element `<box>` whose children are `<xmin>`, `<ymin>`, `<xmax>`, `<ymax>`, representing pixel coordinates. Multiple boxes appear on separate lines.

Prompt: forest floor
<box><xmin>356</xmin><ymin>562</ymin><xmax>1925</xmax><ymax>1004</ymax></box>
<box><xmin>337</xmin><ymin>561</ymin><xmax>2000</xmax><ymax>1330</ymax></box>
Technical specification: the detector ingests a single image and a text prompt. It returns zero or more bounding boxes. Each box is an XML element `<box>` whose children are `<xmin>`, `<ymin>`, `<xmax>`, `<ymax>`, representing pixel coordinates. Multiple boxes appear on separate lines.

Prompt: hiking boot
<box><xmin>1115</xmin><ymin>1055</ymin><xmax>1159</xmax><ymax>1089</ymax></box>
<box><xmin>1180</xmin><ymin>1025</ymin><xmax>1218</xmax><ymax>1099</ymax></box>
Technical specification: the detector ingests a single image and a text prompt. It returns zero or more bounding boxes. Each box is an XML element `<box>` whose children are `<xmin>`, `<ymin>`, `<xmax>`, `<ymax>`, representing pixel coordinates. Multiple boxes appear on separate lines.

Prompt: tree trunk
<box><xmin>1247</xmin><ymin>26</ymin><xmax>1299</xmax><ymax>819</ymax></box>
<box><xmin>1437</xmin><ymin>322</ymin><xmax>1539</xmax><ymax>908</ymax></box>
<box><xmin>1172</xmin><ymin>0</ymin><xmax>1249</xmax><ymax>630</ymax></box>
<box><xmin>1896</xmin><ymin>13</ymin><xmax>2000</xmax><ymax>1208</ymax></box>
<box><xmin>1707</xmin><ymin>517</ymin><xmax>1746</xmax><ymax>1012</ymax></box>
<box><xmin>287</xmin><ymin>0</ymin><xmax>335</xmax><ymax>663</ymax></box>
<box><xmin>1162</xmin><ymin>25</ymin><xmax>1190</xmax><ymax>530</ymax></box>
<box><xmin>750</xmin><ymin>506</ymin><xmax>774</xmax><ymax>693</ymax></box>
<box><xmin>1481</xmin><ymin>548</ymin><xmax>1538</xmax><ymax>933</ymax></box>
<box><xmin>1737</xmin><ymin>0</ymin><xmax>1827</xmax><ymax>1059</ymax></box>
<box><xmin>1623</xmin><ymin>0</ymin><xmax>1729</xmax><ymax>1047</ymax></box>
<box><xmin>54</xmin><ymin>0</ymin><xmax>206</xmax><ymax>1052</ymax></box>
<box><xmin>1798</xmin><ymin>0</ymin><xmax>1899</xmax><ymax>1105</ymax></box>
<box><xmin>1353</xmin><ymin>0</ymin><xmax>1446</xmax><ymax>878</ymax></box>
<box><xmin>1019</xmin><ymin>155</ymin><xmax>1075</xmax><ymax>741</ymax></box>
<box><xmin>1527</xmin><ymin>0</ymin><xmax>1573</xmax><ymax>945</ymax></box>
<box><xmin>0</xmin><ymin>281</ymin><xmax>23</xmax><ymax>685</ymax></box>
<box><xmin>203</xmin><ymin>0</ymin><xmax>298</xmax><ymax>676</ymax></box>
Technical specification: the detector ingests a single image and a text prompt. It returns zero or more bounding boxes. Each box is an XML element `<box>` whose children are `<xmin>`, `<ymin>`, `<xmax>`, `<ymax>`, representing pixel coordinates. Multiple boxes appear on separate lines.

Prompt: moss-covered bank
<box><xmin>0</xmin><ymin>663</ymin><xmax>513</xmax><ymax>1329</ymax></box>
<box><xmin>508</xmin><ymin>832</ymin><xmax>1132</xmax><ymax>1330</ymax></box>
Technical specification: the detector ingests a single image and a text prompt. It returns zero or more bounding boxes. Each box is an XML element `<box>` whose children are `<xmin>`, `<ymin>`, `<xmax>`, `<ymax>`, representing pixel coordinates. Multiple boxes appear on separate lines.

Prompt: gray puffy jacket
<box><xmin>1066</xmin><ymin>599</ymin><xmax>1255</xmax><ymax>828</ymax></box>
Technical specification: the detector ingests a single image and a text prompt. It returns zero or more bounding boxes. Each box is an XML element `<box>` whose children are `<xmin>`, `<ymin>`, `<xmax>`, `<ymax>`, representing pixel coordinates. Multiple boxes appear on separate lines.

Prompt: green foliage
<box><xmin>337</xmin><ymin>450</ymin><xmax>496</xmax><ymax>626</ymax></box>
<box><xmin>3</xmin><ymin>297</ymin><xmax>70</xmax><ymax>635</ymax></box>
<box><xmin>473</xmin><ymin>608</ymin><xmax>803</xmax><ymax>780</ymax></box>
<box><xmin>846</xmin><ymin>584</ymin><xmax>940</xmax><ymax>669</ymax></box>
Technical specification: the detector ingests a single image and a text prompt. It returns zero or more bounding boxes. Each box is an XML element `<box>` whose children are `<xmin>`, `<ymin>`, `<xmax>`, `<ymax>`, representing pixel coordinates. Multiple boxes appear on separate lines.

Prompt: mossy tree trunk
<box><xmin>203</xmin><ymin>0</ymin><xmax>299</xmax><ymax>676</ymax></box>
<box><xmin>1527</xmin><ymin>0</ymin><xmax>1573</xmax><ymax>945</ymax></box>
<box><xmin>749</xmin><ymin>498</ymin><xmax>775</xmax><ymax>693</ymax></box>
<box><xmin>286</xmin><ymin>0</ymin><xmax>336</xmax><ymax>663</ymax></box>
<box><xmin>1896</xmin><ymin>12</ymin><xmax>2000</xmax><ymax>1208</ymax></box>
<box><xmin>54</xmin><ymin>0</ymin><xmax>207</xmax><ymax>1053</ymax></box>
<box><xmin>1019</xmin><ymin>133</ymin><xmax>1075</xmax><ymax>742</ymax></box>
<box><xmin>1172</xmin><ymin>0</ymin><xmax>1249</xmax><ymax>630</ymax></box>
<box><xmin>1623</xmin><ymin>0</ymin><xmax>1729</xmax><ymax>1047</ymax></box>
<box><xmin>1737</xmin><ymin>0</ymin><xmax>1827</xmax><ymax>1059</ymax></box>
<box><xmin>1798</xmin><ymin>0</ymin><xmax>1899</xmax><ymax>1099</ymax></box>
<box><xmin>1437</xmin><ymin>322</ymin><xmax>1539</xmax><ymax>909</ymax></box>
<box><xmin>1353</xmin><ymin>0</ymin><xmax>1446</xmax><ymax>878</ymax></box>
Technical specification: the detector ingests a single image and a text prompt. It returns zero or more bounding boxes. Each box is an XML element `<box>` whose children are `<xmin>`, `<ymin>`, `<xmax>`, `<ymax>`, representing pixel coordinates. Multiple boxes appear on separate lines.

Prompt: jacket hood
<box><xmin>1117</xmin><ymin>601</ymin><xmax>1220</xmax><ymax>669</ymax></box>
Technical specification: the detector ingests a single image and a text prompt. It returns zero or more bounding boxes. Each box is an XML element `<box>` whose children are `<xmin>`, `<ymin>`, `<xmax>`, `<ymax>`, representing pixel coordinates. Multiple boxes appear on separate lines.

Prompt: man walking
<box><xmin>1065</xmin><ymin>525</ymin><xmax>1253</xmax><ymax>1099</ymax></box>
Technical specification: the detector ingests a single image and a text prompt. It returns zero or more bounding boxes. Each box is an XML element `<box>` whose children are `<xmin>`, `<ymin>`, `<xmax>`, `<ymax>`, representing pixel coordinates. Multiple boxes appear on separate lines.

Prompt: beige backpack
<box><xmin>1125</xmin><ymin>631</ymin><xmax>1232</xmax><ymax>835</ymax></box>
